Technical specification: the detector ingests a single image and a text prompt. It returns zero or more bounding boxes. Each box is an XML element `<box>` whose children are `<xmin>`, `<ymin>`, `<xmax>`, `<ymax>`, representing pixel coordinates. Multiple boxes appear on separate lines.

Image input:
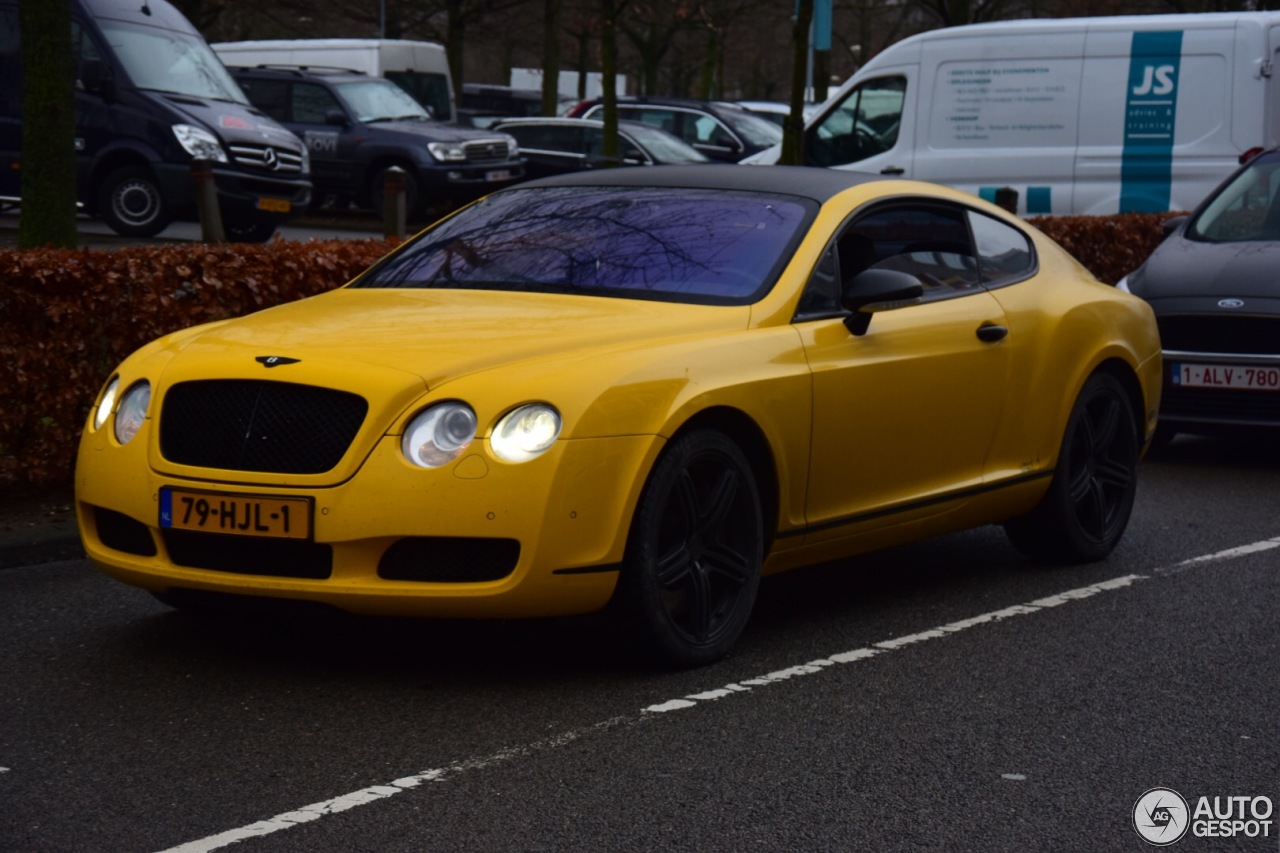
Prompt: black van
<box><xmin>0</xmin><ymin>0</ymin><xmax>311</xmax><ymax>240</ymax></box>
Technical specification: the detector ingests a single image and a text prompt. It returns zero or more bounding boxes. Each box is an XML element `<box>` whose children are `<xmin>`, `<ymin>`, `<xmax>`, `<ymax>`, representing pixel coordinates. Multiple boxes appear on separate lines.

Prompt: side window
<box><xmin>968</xmin><ymin>212</ymin><xmax>1035</xmax><ymax>285</ymax></box>
<box><xmin>292</xmin><ymin>83</ymin><xmax>342</xmax><ymax>124</ymax></box>
<box><xmin>71</xmin><ymin>22</ymin><xmax>109</xmax><ymax>95</ymax></box>
<box><xmin>807</xmin><ymin>75</ymin><xmax>905</xmax><ymax>168</ymax></box>
<box><xmin>690</xmin><ymin>114</ymin><xmax>735</xmax><ymax>148</ymax></box>
<box><xmin>238</xmin><ymin>78</ymin><xmax>288</xmax><ymax>123</ymax></box>
<box><xmin>632</xmin><ymin>107</ymin><xmax>679</xmax><ymax>137</ymax></box>
<box><xmin>842</xmin><ymin>204</ymin><xmax>979</xmax><ymax>302</ymax></box>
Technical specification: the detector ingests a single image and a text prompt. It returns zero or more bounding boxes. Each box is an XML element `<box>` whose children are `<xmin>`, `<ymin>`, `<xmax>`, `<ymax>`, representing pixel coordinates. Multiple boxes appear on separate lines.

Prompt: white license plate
<box><xmin>1172</xmin><ymin>362</ymin><xmax>1280</xmax><ymax>391</ymax></box>
<box><xmin>485</xmin><ymin>169</ymin><xmax>512</xmax><ymax>182</ymax></box>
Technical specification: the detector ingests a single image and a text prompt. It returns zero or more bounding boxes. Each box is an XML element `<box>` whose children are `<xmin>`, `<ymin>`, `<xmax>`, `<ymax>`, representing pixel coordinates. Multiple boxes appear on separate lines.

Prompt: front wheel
<box><xmin>97</xmin><ymin>165</ymin><xmax>171</xmax><ymax>237</ymax></box>
<box><xmin>615</xmin><ymin>430</ymin><xmax>763</xmax><ymax>667</ymax></box>
<box><xmin>1004</xmin><ymin>372</ymin><xmax>1139</xmax><ymax>563</ymax></box>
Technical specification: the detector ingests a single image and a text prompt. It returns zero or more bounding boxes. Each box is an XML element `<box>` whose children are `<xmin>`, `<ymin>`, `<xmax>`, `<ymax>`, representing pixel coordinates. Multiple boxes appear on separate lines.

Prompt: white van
<box><xmin>749</xmin><ymin>13</ymin><xmax>1280</xmax><ymax>215</ymax></box>
<box><xmin>212</xmin><ymin>38</ymin><xmax>455</xmax><ymax>122</ymax></box>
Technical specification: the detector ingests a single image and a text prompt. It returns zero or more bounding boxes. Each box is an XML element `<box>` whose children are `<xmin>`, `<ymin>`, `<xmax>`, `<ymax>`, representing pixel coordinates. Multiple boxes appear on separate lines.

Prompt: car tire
<box><xmin>616</xmin><ymin>430</ymin><xmax>763</xmax><ymax>667</ymax></box>
<box><xmin>221</xmin><ymin>214</ymin><xmax>279</xmax><ymax>243</ymax></box>
<box><xmin>1004</xmin><ymin>371</ymin><xmax>1139</xmax><ymax>563</ymax></box>
<box><xmin>369</xmin><ymin>165</ymin><xmax>422</xmax><ymax>221</ymax></box>
<box><xmin>98</xmin><ymin>165</ymin><xmax>172</xmax><ymax>238</ymax></box>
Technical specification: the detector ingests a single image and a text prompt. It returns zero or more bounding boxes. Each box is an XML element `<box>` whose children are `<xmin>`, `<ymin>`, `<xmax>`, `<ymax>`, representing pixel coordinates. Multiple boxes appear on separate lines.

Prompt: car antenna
<box><xmin>140</xmin><ymin>2</ymin><xmax>152</xmax><ymax>15</ymax></box>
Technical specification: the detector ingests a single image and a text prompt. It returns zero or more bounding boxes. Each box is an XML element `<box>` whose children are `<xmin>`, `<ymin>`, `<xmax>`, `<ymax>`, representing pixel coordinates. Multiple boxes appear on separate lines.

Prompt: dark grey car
<box><xmin>1119</xmin><ymin>148</ymin><xmax>1280</xmax><ymax>439</ymax></box>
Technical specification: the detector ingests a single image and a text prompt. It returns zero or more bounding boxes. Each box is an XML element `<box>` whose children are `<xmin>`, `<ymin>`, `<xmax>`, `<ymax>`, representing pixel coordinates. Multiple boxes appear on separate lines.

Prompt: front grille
<box><xmin>229</xmin><ymin>143</ymin><xmax>305</xmax><ymax>175</ymax></box>
<box><xmin>1160</xmin><ymin>384</ymin><xmax>1280</xmax><ymax>425</ymax></box>
<box><xmin>160</xmin><ymin>380</ymin><xmax>368</xmax><ymax>475</ymax></box>
<box><xmin>462</xmin><ymin>139</ymin><xmax>512</xmax><ymax>163</ymax></box>
<box><xmin>162</xmin><ymin>529</ymin><xmax>333</xmax><ymax>579</ymax></box>
<box><xmin>378</xmin><ymin>537</ymin><xmax>520</xmax><ymax>582</ymax></box>
<box><xmin>1157</xmin><ymin>315</ymin><xmax>1280</xmax><ymax>355</ymax></box>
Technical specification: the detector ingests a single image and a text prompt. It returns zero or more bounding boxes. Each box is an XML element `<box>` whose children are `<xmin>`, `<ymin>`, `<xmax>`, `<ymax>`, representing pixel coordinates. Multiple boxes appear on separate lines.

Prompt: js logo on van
<box><xmin>1133</xmin><ymin>64</ymin><xmax>1177</xmax><ymax>96</ymax></box>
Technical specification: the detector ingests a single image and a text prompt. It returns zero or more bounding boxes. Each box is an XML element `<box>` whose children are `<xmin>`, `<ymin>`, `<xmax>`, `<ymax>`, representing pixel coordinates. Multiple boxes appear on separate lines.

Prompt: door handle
<box><xmin>977</xmin><ymin>323</ymin><xmax>1008</xmax><ymax>342</ymax></box>
<box><xmin>879</xmin><ymin>166</ymin><xmax>905</xmax><ymax>175</ymax></box>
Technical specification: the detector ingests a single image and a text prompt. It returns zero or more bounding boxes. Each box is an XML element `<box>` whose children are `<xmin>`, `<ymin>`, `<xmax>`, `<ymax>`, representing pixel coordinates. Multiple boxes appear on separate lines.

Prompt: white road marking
<box><xmin>155</xmin><ymin>538</ymin><xmax>1278</xmax><ymax>853</ymax></box>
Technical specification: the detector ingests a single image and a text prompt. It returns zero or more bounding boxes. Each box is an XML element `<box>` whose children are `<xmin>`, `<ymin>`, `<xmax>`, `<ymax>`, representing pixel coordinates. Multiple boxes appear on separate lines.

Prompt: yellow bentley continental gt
<box><xmin>76</xmin><ymin>166</ymin><xmax>1162</xmax><ymax>666</ymax></box>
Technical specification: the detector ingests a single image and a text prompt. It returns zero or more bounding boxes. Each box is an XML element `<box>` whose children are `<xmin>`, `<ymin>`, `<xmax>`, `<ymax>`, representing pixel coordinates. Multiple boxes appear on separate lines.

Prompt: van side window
<box><xmin>968</xmin><ymin>212</ymin><xmax>1035</xmax><ymax>285</ymax></box>
<box><xmin>71</xmin><ymin>22</ymin><xmax>108</xmax><ymax>95</ymax></box>
<box><xmin>807</xmin><ymin>76</ymin><xmax>905</xmax><ymax>168</ymax></box>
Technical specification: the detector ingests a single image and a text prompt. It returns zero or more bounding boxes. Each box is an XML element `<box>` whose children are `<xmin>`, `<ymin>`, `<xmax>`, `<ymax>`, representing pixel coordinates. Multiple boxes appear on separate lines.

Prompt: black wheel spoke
<box><xmin>655</xmin><ymin>545</ymin><xmax>693</xmax><ymax>590</ymax></box>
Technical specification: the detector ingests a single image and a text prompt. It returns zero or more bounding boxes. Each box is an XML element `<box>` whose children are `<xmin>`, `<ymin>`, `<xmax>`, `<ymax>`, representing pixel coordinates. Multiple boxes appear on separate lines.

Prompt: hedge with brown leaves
<box><xmin>0</xmin><ymin>213</ymin><xmax>1180</xmax><ymax>496</ymax></box>
<box><xmin>1029</xmin><ymin>212</ymin><xmax>1181</xmax><ymax>285</ymax></box>
<box><xmin>1</xmin><ymin>238</ymin><xmax>400</xmax><ymax>495</ymax></box>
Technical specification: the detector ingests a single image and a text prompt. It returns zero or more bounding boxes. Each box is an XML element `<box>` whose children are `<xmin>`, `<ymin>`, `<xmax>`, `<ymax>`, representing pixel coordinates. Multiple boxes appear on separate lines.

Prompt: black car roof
<box><xmin>512</xmin><ymin>165</ymin><xmax>885</xmax><ymax>204</ymax></box>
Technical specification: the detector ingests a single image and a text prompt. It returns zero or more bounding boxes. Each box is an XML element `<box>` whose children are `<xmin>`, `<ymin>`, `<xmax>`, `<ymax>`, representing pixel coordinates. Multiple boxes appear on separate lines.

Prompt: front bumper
<box><xmin>1159</xmin><ymin>349</ymin><xmax>1280</xmax><ymax>432</ymax></box>
<box><xmin>155</xmin><ymin>162</ymin><xmax>312</xmax><ymax>221</ymax></box>
<box><xmin>76</xmin><ymin>426</ymin><xmax>660</xmax><ymax>619</ymax></box>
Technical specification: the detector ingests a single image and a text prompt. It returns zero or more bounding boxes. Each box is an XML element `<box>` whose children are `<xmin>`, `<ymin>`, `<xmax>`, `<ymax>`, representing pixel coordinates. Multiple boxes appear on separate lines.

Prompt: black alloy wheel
<box><xmin>618</xmin><ymin>430</ymin><xmax>763</xmax><ymax>667</ymax></box>
<box><xmin>1005</xmin><ymin>371</ymin><xmax>1140</xmax><ymax>562</ymax></box>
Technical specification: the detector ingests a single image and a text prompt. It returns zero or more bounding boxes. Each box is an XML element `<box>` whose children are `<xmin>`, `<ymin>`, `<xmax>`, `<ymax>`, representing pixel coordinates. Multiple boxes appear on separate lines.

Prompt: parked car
<box><xmin>77</xmin><ymin>165</ymin><xmax>1160</xmax><ymax>667</ymax></box>
<box><xmin>0</xmin><ymin>0</ymin><xmax>311</xmax><ymax>241</ymax></box>
<box><xmin>457</xmin><ymin>84</ymin><xmax>575</xmax><ymax>128</ymax></box>
<box><xmin>1118</xmin><ymin>148</ymin><xmax>1280</xmax><ymax>440</ymax></box>
<box><xmin>566</xmin><ymin>97</ymin><xmax>781</xmax><ymax>162</ymax></box>
<box><xmin>736</xmin><ymin>100</ymin><xmax>819</xmax><ymax>128</ymax></box>
<box><xmin>492</xmin><ymin>117</ymin><xmax>707</xmax><ymax>179</ymax></box>
<box><xmin>228</xmin><ymin>66</ymin><xmax>523</xmax><ymax>216</ymax></box>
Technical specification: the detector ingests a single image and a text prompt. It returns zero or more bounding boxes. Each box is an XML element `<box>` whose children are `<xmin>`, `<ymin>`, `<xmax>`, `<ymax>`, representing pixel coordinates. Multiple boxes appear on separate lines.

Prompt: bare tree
<box><xmin>17</xmin><ymin>0</ymin><xmax>76</xmax><ymax>249</ymax></box>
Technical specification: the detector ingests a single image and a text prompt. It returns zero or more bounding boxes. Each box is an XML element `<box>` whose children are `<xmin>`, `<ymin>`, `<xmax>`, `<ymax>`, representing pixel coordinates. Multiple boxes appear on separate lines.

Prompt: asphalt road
<box><xmin>2</xmin><ymin>435</ymin><xmax>1278</xmax><ymax>852</ymax></box>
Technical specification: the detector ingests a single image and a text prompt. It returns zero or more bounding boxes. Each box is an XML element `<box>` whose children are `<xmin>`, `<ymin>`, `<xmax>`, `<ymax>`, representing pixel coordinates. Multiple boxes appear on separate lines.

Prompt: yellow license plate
<box><xmin>160</xmin><ymin>488</ymin><xmax>312</xmax><ymax>539</ymax></box>
<box><xmin>256</xmin><ymin>196</ymin><xmax>292</xmax><ymax>213</ymax></box>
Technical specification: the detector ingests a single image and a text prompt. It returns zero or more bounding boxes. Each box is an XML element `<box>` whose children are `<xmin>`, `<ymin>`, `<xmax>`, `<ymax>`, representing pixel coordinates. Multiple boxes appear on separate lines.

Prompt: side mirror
<box><xmin>80</xmin><ymin>59</ymin><xmax>117</xmax><ymax>102</ymax></box>
<box><xmin>1161</xmin><ymin>215</ymin><xmax>1188</xmax><ymax>239</ymax></box>
<box><xmin>325</xmin><ymin>109</ymin><xmax>350</xmax><ymax>127</ymax></box>
<box><xmin>841</xmin><ymin>268</ymin><xmax>924</xmax><ymax>336</ymax></box>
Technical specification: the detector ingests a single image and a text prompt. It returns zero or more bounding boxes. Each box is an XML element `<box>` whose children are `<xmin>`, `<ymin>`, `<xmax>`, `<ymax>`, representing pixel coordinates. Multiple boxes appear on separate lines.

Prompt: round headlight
<box><xmin>113</xmin><ymin>381</ymin><xmax>151</xmax><ymax>445</ymax></box>
<box><xmin>491</xmin><ymin>404</ymin><xmax>561</xmax><ymax>463</ymax></box>
<box><xmin>402</xmin><ymin>402</ymin><xmax>477</xmax><ymax>468</ymax></box>
<box><xmin>94</xmin><ymin>377</ymin><xmax>120</xmax><ymax>430</ymax></box>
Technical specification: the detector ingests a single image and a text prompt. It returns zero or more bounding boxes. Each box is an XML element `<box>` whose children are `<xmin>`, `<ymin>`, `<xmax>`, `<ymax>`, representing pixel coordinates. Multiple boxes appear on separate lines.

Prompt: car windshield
<box><xmin>335</xmin><ymin>79</ymin><xmax>432</xmax><ymax>122</ymax></box>
<box><xmin>625</xmin><ymin>125</ymin><xmax>708</xmax><ymax>163</ymax></box>
<box><xmin>1189</xmin><ymin>152</ymin><xmax>1280</xmax><ymax>243</ymax></box>
<box><xmin>718</xmin><ymin>107</ymin><xmax>784</xmax><ymax>148</ymax></box>
<box><xmin>354</xmin><ymin>186</ymin><xmax>814</xmax><ymax>304</ymax></box>
<box><xmin>101</xmin><ymin>21</ymin><xmax>247</xmax><ymax>103</ymax></box>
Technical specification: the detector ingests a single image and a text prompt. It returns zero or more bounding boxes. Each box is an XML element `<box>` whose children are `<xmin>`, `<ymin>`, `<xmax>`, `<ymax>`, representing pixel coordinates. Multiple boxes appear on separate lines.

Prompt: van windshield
<box><xmin>101</xmin><ymin>21</ymin><xmax>247</xmax><ymax>104</ymax></box>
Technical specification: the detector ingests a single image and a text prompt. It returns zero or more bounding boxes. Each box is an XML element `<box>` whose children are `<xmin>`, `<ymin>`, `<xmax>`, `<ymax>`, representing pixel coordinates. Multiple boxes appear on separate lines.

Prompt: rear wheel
<box><xmin>1004</xmin><ymin>372</ymin><xmax>1139</xmax><ymax>562</ymax></box>
<box><xmin>616</xmin><ymin>430</ymin><xmax>763</xmax><ymax>667</ymax></box>
<box><xmin>98</xmin><ymin>165</ymin><xmax>171</xmax><ymax>237</ymax></box>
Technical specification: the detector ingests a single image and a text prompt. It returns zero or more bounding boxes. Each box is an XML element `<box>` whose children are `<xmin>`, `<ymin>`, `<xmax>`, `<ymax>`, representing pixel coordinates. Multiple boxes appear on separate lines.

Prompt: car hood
<box><xmin>165</xmin><ymin>287</ymin><xmax>749</xmax><ymax>391</ymax></box>
<box><xmin>364</xmin><ymin>119</ymin><xmax>509</xmax><ymax>144</ymax></box>
<box><xmin>1137</xmin><ymin>237</ymin><xmax>1280</xmax><ymax>300</ymax></box>
<box><xmin>152</xmin><ymin>92</ymin><xmax>303</xmax><ymax>151</ymax></box>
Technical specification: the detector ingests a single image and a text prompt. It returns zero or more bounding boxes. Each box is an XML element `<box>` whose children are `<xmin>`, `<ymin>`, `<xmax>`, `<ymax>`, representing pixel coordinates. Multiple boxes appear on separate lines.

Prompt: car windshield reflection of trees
<box><xmin>357</xmin><ymin>187</ymin><xmax>812</xmax><ymax>304</ymax></box>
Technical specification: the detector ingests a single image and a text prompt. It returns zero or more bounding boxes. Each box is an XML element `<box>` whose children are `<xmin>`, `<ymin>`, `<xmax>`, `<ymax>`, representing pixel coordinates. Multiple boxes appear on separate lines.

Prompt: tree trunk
<box><xmin>18</xmin><ymin>0</ymin><xmax>77</xmax><ymax>249</ymax></box>
<box><xmin>541</xmin><ymin>0</ymin><xmax>562</xmax><ymax>115</ymax></box>
<box><xmin>780</xmin><ymin>0</ymin><xmax>812</xmax><ymax>166</ymax></box>
<box><xmin>600</xmin><ymin>0</ymin><xmax>620</xmax><ymax>163</ymax></box>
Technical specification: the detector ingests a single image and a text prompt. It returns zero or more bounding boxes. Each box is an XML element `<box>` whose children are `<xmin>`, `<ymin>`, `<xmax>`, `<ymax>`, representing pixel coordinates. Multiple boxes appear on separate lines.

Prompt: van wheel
<box><xmin>615</xmin><ymin>430</ymin><xmax>763</xmax><ymax>667</ymax></box>
<box><xmin>369</xmin><ymin>166</ymin><xmax>422</xmax><ymax>220</ymax></box>
<box><xmin>98</xmin><ymin>165</ymin><xmax>171</xmax><ymax>237</ymax></box>
<box><xmin>1004</xmin><ymin>372</ymin><xmax>1139</xmax><ymax>563</ymax></box>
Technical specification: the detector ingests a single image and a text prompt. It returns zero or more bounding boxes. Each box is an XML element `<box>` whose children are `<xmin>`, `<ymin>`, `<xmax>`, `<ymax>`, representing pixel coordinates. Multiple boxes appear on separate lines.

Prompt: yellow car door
<box><xmin>795</xmin><ymin>201</ymin><xmax>1013</xmax><ymax>545</ymax></box>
